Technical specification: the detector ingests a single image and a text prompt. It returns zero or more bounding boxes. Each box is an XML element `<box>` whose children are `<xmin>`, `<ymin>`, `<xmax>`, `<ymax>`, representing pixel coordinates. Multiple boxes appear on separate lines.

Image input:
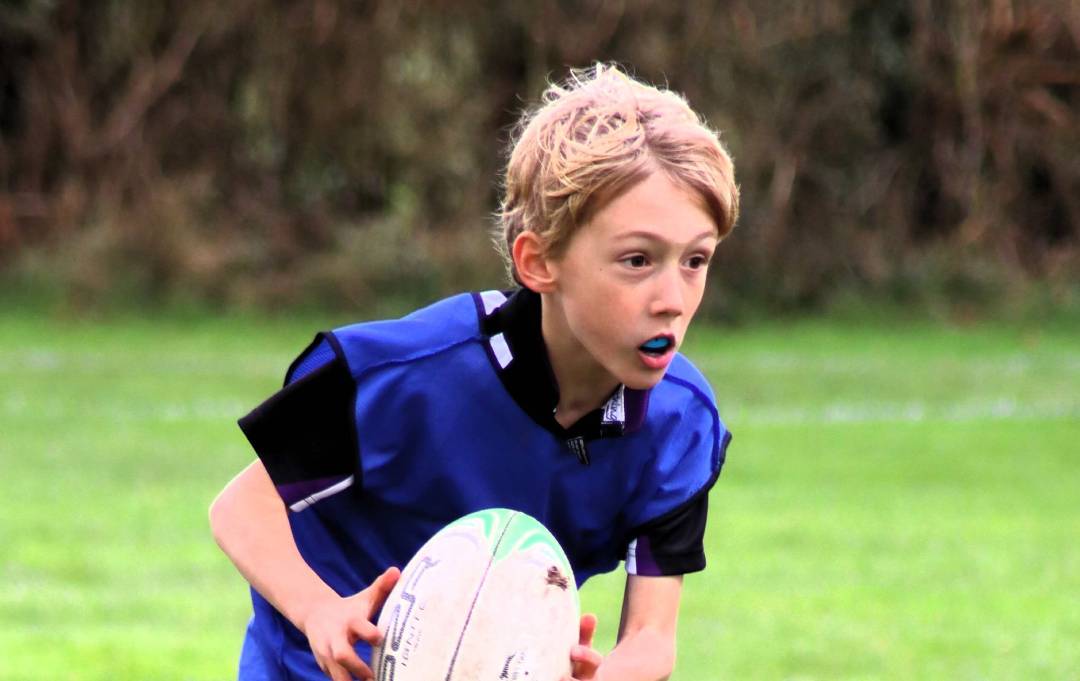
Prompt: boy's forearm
<box><xmin>209</xmin><ymin>461</ymin><xmax>339</xmax><ymax>631</ymax></box>
<box><xmin>597</xmin><ymin>626</ymin><xmax>676</xmax><ymax>681</ymax></box>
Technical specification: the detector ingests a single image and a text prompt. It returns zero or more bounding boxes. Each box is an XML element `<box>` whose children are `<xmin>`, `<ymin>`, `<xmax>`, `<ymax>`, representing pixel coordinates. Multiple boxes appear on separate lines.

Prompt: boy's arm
<box><xmin>585</xmin><ymin>574</ymin><xmax>682</xmax><ymax>681</ymax></box>
<box><xmin>612</xmin><ymin>574</ymin><xmax>682</xmax><ymax>679</ymax></box>
<box><xmin>209</xmin><ymin>460</ymin><xmax>398</xmax><ymax>681</ymax></box>
<box><xmin>210</xmin><ymin>460</ymin><xmax>337</xmax><ymax>625</ymax></box>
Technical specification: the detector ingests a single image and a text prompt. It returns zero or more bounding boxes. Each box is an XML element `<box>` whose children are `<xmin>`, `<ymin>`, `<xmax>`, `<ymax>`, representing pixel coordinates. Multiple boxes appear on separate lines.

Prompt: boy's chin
<box><xmin>622</xmin><ymin>370</ymin><xmax>668</xmax><ymax>391</ymax></box>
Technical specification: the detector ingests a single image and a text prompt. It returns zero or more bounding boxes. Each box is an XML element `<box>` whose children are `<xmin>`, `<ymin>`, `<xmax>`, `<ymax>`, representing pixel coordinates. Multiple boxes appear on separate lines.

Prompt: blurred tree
<box><xmin>0</xmin><ymin>0</ymin><xmax>1076</xmax><ymax>314</ymax></box>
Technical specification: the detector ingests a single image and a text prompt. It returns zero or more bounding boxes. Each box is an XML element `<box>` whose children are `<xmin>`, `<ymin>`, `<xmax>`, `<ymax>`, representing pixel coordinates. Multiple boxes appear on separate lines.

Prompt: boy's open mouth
<box><xmin>638</xmin><ymin>335</ymin><xmax>674</xmax><ymax>357</ymax></box>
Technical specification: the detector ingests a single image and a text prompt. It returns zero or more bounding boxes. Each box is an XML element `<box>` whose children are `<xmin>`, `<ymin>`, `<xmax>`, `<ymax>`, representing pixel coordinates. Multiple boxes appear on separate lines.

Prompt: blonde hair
<box><xmin>496</xmin><ymin>63</ymin><xmax>739</xmax><ymax>282</ymax></box>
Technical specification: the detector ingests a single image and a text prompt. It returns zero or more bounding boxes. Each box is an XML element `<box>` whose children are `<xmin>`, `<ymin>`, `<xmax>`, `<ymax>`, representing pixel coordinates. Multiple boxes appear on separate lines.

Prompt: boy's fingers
<box><xmin>326</xmin><ymin>639</ymin><xmax>374</xmax><ymax>680</ymax></box>
<box><xmin>569</xmin><ymin>644</ymin><xmax>603</xmax><ymax>679</ymax></box>
<box><xmin>321</xmin><ymin>659</ymin><xmax>353</xmax><ymax>681</ymax></box>
<box><xmin>365</xmin><ymin>567</ymin><xmax>401</xmax><ymax>614</ymax></box>
<box><xmin>569</xmin><ymin>615</ymin><xmax>601</xmax><ymax>680</ymax></box>
<box><xmin>348</xmin><ymin>615</ymin><xmax>383</xmax><ymax>646</ymax></box>
<box><xmin>578</xmin><ymin>613</ymin><xmax>598</xmax><ymax>647</ymax></box>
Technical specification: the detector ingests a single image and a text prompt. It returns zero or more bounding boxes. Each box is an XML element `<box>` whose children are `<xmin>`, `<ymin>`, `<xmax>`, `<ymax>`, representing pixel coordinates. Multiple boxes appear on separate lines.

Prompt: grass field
<box><xmin>1</xmin><ymin>309</ymin><xmax>1077</xmax><ymax>680</ymax></box>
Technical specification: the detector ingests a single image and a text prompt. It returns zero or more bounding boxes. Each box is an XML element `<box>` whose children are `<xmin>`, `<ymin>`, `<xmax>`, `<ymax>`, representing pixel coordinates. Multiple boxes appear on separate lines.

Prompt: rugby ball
<box><xmin>371</xmin><ymin>508</ymin><xmax>579</xmax><ymax>681</ymax></box>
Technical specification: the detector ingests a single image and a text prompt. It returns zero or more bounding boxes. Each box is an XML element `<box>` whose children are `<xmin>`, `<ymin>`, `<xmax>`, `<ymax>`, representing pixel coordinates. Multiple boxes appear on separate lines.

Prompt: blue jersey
<box><xmin>235</xmin><ymin>288</ymin><xmax>731</xmax><ymax>680</ymax></box>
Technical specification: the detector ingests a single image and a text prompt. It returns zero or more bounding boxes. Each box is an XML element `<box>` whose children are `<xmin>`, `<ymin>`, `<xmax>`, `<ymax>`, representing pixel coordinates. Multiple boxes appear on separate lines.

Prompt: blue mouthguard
<box><xmin>641</xmin><ymin>338</ymin><xmax>670</xmax><ymax>350</ymax></box>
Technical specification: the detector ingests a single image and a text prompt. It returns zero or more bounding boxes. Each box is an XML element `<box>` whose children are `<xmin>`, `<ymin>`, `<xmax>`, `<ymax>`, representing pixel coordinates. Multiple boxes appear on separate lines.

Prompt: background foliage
<box><xmin>1</xmin><ymin>0</ymin><xmax>1077</xmax><ymax>316</ymax></box>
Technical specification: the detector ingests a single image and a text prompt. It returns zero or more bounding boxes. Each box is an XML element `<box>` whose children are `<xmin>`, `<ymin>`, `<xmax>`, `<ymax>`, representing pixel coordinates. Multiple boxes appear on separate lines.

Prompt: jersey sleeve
<box><xmin>237</xmin><ymin>333</ymin><xmax>359</xmax><ymax>512</ymax></box>
<box><xmin>623</xmin><ymin>387</ymin><xmax>731</xmax><ymax>577</ymax></box>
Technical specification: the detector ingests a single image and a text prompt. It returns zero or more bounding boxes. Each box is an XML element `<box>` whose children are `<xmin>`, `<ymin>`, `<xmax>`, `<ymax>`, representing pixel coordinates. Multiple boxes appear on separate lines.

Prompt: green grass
<box><xmin>1</xmin><ymin>311</ymin><xmax>1077</xmax><ymax>680</ymax></box>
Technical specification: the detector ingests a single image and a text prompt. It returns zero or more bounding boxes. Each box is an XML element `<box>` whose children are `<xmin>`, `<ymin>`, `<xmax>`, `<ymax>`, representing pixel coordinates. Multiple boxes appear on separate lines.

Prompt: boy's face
<box><xmin>544</xmin><ymin>171</ymin><xmax>718</xmax><ymax>391</ymax></box>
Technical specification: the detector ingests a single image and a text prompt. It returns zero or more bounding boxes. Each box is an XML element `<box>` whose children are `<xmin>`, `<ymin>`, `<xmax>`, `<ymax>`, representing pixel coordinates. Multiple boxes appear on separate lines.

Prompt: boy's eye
<box><xmin>686</xmin><ymin>254</ymin><xmax>711</xmax><ymax>270</ymax></box>
<box><xmin>623</xmin><ymin>255</ymin><xmax>649</xmax><ymax>268</ymax></box>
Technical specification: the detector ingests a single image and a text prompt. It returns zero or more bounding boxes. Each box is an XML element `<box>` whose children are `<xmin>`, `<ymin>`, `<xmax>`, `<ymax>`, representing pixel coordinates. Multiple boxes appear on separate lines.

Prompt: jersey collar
<box><xmin>476</xmin><ymin>288</ymin><xmax>650</xmax><ymax>461</ymax></box>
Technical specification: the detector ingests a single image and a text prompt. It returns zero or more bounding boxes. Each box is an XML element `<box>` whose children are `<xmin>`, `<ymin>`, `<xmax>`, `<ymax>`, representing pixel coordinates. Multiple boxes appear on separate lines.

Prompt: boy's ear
<box><xmin>512</xmin><ymin>231</ymin><xmax>558</xmax><ymax>293</ymax></box>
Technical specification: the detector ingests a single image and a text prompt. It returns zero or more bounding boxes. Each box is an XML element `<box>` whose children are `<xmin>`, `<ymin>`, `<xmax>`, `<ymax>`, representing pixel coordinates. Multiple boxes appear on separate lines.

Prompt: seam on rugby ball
<box><xmin>443</xmin><ymin>510</ymin><xmax>519</xmax><ymax>681</ymax></box>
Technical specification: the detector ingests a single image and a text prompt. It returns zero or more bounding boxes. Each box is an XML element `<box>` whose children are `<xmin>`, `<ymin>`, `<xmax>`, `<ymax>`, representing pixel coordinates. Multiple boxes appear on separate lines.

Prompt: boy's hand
<box><xmin>302</xmin><ymin>567</ymin><xmax>401</xmax><ymax>681</ymax></box>
<box><xmin>563</xmin><ymin>613</ymin><xmax>603</xmax><ymax>680</ymax></box>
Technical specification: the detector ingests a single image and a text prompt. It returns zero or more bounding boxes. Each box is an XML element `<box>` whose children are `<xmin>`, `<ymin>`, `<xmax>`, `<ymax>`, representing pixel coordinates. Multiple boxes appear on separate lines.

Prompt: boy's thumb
<box><xmin>374</xmin><ymin>566</ymin><xmax>401</xmax><ymax>596</ymax></box>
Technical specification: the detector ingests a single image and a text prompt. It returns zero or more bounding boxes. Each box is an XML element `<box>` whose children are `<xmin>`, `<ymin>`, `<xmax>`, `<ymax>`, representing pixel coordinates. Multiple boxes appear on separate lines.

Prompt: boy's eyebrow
<box><xmin>613</xmin><ymin>229</ymin><xmax>719</xmax><ymax>245</ymax></box>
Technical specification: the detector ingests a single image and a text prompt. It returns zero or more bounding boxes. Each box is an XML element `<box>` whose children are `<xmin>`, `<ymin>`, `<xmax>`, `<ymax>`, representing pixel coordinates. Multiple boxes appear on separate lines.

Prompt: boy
<box><xmin>210</xmin><ymin>63</ymin><xmax>738</xmax><ymax>681</ymax></box>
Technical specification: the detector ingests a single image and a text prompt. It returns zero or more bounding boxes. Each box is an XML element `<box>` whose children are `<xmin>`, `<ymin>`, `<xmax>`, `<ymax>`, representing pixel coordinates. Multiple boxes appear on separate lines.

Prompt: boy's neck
<box><xmin>540</xmin><ymin>295</ymin><xmax>620</xmax><ymax>429</ymax></box>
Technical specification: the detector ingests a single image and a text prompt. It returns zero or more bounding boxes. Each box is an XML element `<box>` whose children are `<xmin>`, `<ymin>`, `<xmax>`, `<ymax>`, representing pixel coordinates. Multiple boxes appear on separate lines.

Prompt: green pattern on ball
<box><xmin>484</xmin><ymin>509</ymin><xmax>580</xmax><ymax>608</ymax></box>
<box><xmin>445</xmin><ymin>507</ymin><xmax>502</xmax><ymax>545</ymax></box>
<box><xmin>445</xmin><ymin>509</ymin><xmax>577</xmax><ymax>601</ymax></box>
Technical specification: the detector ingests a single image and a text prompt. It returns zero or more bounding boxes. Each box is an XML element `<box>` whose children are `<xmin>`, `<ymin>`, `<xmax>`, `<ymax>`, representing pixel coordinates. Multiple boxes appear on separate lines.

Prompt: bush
<box><xmin>0</xmin><ymin>0</ymin><xmax>1076</xmax><ymax>317</ymax></box>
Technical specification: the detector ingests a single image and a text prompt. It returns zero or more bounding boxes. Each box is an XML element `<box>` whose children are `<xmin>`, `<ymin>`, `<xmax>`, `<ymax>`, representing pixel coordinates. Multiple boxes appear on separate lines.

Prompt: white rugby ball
<box><xmin>371</xmin><ymin>508</ymin><xmax>579</xmax><ymax>681</ymax></box>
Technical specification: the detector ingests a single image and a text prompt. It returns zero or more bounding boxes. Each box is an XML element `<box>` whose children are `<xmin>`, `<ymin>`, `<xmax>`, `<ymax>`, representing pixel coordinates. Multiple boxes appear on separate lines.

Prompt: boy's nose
<box><xmin>649</xmin><ymin>268</ymin><xmax>685</xmax><ymax>317</ymax></box>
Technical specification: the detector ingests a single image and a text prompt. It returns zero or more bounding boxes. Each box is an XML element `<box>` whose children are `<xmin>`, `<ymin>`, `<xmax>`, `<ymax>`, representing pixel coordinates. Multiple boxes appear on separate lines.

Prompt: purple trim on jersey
<box><xmin>623</xmin><ymin>388</ymin><xmax>650</xmax><ymax>434</ymax></box>
<box><xmin>633</xmin><ymin>534</ymin><xmax>662</xmax><ymax>576</ymax></box>
<box><xmin>284</xmin><ymin>334</ymin><xmax>336</xmax><ymax>386</ymax></box>
<box><xmin>661</xmin><ymin>373</ymin><xmax>724</xmax><ymax>470</ymax></box>
<box><xmin>276</xmin><ymin>475</ymin><xmax>351</xmax><ymax>507</ymax></box>
<box><xmin>719</xmin><ymin>428</ymin><xmax>733</xmax><ymax>464</ymax></box>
